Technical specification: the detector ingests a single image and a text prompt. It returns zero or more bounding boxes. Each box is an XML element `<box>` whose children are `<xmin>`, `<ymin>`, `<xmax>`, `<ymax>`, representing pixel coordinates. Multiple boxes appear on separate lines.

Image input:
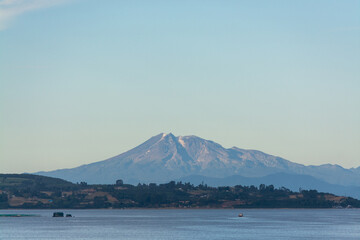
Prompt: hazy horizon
<box><xmin>1</xmin><ymin>0</ymin><xmax>359</xmax><ymax>173</ymax></box>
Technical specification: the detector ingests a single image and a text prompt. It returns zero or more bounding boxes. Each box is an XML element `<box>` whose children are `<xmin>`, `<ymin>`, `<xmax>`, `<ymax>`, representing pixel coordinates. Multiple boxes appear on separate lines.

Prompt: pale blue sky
<box><xmin>1</xmin><ymin>0</ymin><xmax>359</xmax><ymax>172</ymax></box>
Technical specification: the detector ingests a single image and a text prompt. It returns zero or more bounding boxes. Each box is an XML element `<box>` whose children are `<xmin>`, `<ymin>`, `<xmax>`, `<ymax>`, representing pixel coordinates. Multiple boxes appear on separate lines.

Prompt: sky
<box><xmin>1</xmin><ymin>0</ymin><xmax>359</xmax><ymax>173</ymax></box>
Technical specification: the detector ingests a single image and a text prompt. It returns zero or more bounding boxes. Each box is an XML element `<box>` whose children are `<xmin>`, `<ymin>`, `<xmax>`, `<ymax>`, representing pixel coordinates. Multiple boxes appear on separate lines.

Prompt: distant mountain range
<box><xmin>36</xmin><ymin>133</ymin><xmax>360</xmax><ymax>198</ymax></box>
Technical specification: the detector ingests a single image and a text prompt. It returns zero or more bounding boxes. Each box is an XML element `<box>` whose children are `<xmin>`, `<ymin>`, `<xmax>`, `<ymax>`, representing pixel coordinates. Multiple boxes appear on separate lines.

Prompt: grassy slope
<box><xmin>0</xmin><ymin>174</ymin><xmax>75</xmax><ymax>191</ymax></box>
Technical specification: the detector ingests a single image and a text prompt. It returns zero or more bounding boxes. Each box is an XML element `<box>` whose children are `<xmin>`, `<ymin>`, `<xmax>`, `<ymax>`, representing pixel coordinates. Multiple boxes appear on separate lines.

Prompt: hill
<box><xmin>178</xmin><ymin>173</ymin><xmax>360</xmax><ymax>199</ymax></box>
<box><xmin>0</xmin><ymin>174</ymin><xmax>359</xmax><ymax>209</ymax></box>
<box><xmin>0</xmin><ymin>174</ymin><xmax>75</xmax><ymax>190</ymax></box>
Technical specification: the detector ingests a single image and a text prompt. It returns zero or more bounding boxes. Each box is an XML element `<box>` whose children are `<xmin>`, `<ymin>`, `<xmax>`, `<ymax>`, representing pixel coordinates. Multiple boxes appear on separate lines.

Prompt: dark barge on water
<box><xmin>53</xmin><ymin>212</ymin><xmax>64</xmax><ymax>217</ymax></box>
<box><xmin>53</xmin><ymin>212</ymin><xmax>72</xmax><ymax>217</ymax></box>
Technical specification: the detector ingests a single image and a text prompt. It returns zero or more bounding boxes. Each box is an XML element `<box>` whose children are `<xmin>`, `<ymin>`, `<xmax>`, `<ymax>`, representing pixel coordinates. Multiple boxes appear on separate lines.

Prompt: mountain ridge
<box><xmin>36</xmin><ymin>133</ymin><xmax>360</xmax><ymax>195</ymax></box>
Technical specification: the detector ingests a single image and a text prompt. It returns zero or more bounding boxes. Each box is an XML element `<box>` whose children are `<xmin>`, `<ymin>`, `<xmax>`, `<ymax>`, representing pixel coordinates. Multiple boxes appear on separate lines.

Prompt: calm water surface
<box><xmin>1</xmin><ymin>209</ymin><xmax>360</xmax><ymax>239</ymax></box>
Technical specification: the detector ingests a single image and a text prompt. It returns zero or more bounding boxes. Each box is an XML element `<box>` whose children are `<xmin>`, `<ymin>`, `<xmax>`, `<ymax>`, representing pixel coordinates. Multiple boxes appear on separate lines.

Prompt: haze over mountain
<box><xmin>37</xmin><ymin>133</ymin><xmax>360</xmax><ymax>198</ymax></box>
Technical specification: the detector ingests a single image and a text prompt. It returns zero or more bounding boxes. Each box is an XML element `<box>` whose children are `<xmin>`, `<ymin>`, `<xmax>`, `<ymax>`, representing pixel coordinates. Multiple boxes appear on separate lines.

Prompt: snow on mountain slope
<box><xmin>36</xmin><ymin>133</ymin><xmax>360</xmax><ymax>187</ymax></box>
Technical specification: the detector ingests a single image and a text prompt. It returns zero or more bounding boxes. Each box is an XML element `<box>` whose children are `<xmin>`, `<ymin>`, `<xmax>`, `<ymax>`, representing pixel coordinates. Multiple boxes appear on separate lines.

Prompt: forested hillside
<box><xmin>0</xmin><ymin>174</ymin><xmax>358</xmax><ymax>209</ymax></box>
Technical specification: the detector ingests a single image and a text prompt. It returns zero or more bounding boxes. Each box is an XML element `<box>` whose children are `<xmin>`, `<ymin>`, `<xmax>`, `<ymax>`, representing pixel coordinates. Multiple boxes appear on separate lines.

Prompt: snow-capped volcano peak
<box><xmin>37</xmin><ymin>133</ymin><xmax>360</xmax><ymax>188</ymax></box>
<box><xmin>160</xmin><ymin>132</ymin><xmax>172</xmax><ymax>138</ymax></box>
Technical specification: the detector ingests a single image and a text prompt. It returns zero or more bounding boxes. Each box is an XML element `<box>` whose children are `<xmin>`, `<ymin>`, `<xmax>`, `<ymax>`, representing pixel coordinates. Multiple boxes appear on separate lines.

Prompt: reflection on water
<box><xmin>1</xmin><ymin>209</ymin><xmax>360</xmax><ymax>239</ymax></box>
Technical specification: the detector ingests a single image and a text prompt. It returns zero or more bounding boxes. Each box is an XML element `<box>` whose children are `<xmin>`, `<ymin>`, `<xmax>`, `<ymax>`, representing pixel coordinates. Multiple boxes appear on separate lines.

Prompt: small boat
<box><xmin>238</xmin><ymin>213</ymin><xmax>243</xmax><ymax>217</ymax></box>
<box><xmin>66</xmin><ymin>214</ymin><xmax>72</xmax><ymax>217</ymax></box>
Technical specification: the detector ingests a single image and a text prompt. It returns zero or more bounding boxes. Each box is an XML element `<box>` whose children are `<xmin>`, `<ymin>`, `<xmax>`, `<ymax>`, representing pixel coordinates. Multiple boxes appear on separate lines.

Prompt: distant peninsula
<box><xmin>0</xmin><ymin>174</ymin><xmax>359</xmax><ymax>209</ymax></box>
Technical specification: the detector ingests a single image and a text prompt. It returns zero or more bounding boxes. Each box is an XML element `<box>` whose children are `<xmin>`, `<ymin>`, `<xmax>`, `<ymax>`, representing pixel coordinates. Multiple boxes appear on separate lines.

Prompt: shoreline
<box><xmin>1</xmin><ymin>207</ymin><xmax>358</xmax><ymax>210</ymax></box>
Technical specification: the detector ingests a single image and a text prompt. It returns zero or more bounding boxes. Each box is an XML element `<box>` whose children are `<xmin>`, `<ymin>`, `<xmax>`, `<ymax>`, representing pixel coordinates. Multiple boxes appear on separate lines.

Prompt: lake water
<box><xmin>1</xmin><ymin>209</ymin><xmax>360</xmax><ymax>239</ymax></box>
